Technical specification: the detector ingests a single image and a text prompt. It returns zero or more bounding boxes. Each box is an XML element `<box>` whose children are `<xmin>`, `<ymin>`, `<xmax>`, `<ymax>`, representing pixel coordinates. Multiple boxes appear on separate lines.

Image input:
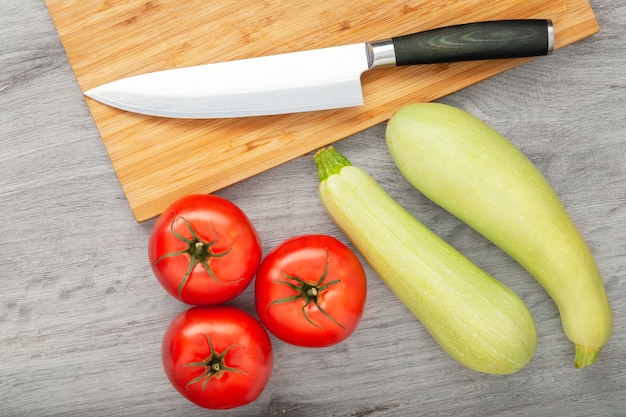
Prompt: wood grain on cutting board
<box><xmin>45</xmin><ymin>0</ymin><xmax>598</xmax><ymax>222</ymax></box>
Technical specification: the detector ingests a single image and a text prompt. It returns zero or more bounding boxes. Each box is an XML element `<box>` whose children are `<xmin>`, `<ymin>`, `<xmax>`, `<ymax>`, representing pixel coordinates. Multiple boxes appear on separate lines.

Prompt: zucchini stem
<box><xmin>314</xmin><ymin>147</ymin><xmax>351</xmax><ymax>181</ymax></box>
<box><xmin>574</xmin><ymin>345</ymin><xmax>601</xmax><ymax>368</ymax></box>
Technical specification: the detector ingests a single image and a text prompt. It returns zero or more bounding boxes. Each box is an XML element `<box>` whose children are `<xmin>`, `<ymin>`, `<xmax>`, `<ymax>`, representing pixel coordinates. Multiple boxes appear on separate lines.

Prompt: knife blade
<box><xmin>84</xmin><ymin>19</ymin><xmax>554</xmax><ymax>119</ymax></box>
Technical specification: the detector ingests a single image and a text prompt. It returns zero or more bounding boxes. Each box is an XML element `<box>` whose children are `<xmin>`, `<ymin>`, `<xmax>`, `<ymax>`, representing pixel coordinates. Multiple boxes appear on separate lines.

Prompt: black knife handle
<box><xmin>391</xmin><ymin>20</ymin><xmax>554</xmax><ymax>66</ymax></box>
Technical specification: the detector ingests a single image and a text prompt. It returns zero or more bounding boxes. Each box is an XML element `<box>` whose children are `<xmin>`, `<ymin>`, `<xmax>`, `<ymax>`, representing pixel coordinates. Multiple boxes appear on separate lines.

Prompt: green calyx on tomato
<box><xmin>270</xmin><ymin>249</ymin><xmax>345</xmax><ymax>329</ymax></box>
<box><xmin>184</xmin><ymin>334</ymin><xmax>246</xmax><ymax>390</ymax></box>
<box><xmin>154</xmin><ymin>216</ymin><xmax>233</xmax><ymax>297</ymax></box>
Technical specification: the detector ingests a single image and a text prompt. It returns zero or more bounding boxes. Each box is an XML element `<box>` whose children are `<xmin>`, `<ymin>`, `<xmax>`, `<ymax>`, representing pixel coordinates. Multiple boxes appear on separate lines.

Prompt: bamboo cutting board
<box><xmin>46</xmin><ymin>0</ymin><xmax>598</xmax><ymax>222</ymax></box>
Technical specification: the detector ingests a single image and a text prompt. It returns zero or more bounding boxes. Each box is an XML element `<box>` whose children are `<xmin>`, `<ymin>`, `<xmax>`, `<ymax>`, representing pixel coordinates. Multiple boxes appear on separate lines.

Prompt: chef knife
<box><xmin>84</xmin><ymin>19</ymin><xmax>554</xmax><ymax>119</ymax></box>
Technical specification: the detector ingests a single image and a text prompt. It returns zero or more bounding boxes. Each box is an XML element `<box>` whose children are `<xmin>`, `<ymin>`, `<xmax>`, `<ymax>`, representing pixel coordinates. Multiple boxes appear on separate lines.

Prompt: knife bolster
<box><xmin>367</xmin><ymin>40</ymin><xmax>397</xmax><ymax>69</ymax></box>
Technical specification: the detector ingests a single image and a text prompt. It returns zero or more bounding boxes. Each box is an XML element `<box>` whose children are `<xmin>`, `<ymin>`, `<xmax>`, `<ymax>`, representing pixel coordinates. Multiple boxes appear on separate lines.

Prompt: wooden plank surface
<box><xmin>45</xmin><ymin>0</ymin><xmax>598</xmax><ymax>222</ymax></box>
<box><xmin>2</xmin><ymin>1</ymin><xmax>626</xmax><ymax>416</ymax></box>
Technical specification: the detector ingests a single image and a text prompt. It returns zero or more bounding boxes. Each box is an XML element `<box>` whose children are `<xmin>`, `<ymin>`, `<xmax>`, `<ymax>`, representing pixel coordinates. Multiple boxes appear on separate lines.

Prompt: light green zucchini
<box><xmin>385</xmin><ymin>102</ymin><xmax>612</xmax><ymax>368</ymax></box>
<box><xmin>314</xmin><ymin>146</ymin><xmax>537</xmax><ymax>375</ymax></box>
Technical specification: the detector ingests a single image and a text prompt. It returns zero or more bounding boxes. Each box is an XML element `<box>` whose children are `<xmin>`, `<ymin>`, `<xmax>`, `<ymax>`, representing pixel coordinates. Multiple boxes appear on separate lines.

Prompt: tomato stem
<box><xmin>184</xmin><ymin>334</ymin><xmax>246</xmax><ymax>391</ymax></box>
<box><xmin>154</xmin><ymin>216</ymin><xmax>234</xmax><ymax>298</ymax></box>
<box><xmin>270</xmin><ymin>249</ymin><xmax>345</xmax><ymax>329</ymax></box>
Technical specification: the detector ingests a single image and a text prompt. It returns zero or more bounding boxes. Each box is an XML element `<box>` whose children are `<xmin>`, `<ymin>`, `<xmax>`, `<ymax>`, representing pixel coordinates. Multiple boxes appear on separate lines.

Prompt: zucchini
<box><xmin>314</xmin><ymin>146</ymin><xmax>537</xmax><ymax>375</ymax></box>
<box><xmin>385</xmin><ymin>103</ymin><xmax>612</xmax><ymax>368</ymax></box>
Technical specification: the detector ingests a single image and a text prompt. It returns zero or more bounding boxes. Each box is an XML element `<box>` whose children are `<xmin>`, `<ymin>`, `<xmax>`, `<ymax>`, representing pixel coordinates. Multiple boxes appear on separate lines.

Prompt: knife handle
<box><xmin>390</xmin><ymin>20</ymin><xmax>554</xmax><ymax>66</ymax></box>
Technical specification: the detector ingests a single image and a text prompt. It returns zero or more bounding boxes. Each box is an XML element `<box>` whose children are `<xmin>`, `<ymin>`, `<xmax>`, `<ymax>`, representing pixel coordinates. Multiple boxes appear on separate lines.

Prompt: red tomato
<box><xmin>255</xmin><ymin>235</ymin><xmax>367</xmax><ymax>348</ymax></box>
<box><xmin>162</xmin><ymin>306</ymin><xmax>273</xmax><ymax>410</ymax></box>
<box><xmin>148</xmin><ymin>194</ymin><xmax>261</xmax><ymax>305</ymax></box>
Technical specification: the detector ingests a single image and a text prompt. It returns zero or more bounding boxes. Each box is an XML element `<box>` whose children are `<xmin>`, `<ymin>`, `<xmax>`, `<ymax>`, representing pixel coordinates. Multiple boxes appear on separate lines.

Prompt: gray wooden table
<box><xmin>2</xmin><ymin>1</ymin><xmax>625</xmax><ymax>416</ymax></box>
